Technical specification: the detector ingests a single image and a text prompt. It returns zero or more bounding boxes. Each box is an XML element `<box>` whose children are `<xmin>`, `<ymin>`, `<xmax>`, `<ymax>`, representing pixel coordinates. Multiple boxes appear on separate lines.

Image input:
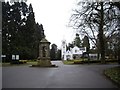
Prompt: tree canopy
<box><xmin>2</xmin><ymin>2</ymin><xmax>45</xmax><ymax>60</ymax></box>
<box><xmin>69</xmin><ymin>1</ymin><xmax>120</xmax><ymax>63</ymax></box>
<box><xmin>73</xmin><ymin>33</ymin><xmax>82</xmax><ymax>48</ymax></box>
<box><xmin>82</xmin><ymin>35</ymin><xmax>90</xmax><ymax>52</ymax></box>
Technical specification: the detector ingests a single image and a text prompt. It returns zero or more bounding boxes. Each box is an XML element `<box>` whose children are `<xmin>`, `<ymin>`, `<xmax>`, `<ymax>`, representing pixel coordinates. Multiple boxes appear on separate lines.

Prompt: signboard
<box><xmin>16</xmin><ymin>55</ymin><xmax>19</xmax><ymax>60</ymax></box>
<box><xmin>1</xmin><ymin>55</ymin><xmax>6</xmax><ymax>58</ymax></box>
<box><xmin>12</xmin><ymin>55</ymin><xmax>15</xmax><ymax>60</ymax></box>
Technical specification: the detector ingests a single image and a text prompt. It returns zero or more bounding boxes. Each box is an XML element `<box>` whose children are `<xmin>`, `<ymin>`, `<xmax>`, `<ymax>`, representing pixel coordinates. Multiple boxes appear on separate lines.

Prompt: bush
<box><xmin>74</xmin><ymin>60</ymin><xmax>83</xmax><ymax>64</ymax></box>
<box><xmin>10</xmin><ymin>60</ymin><xmax>27</xmax><ymax>64</ymax></box>
<box><xmin>19</xmin><ymin>60</ymin><xmax>27</xmax><ymax>64</ymax></box>
<box><xmin>106</xmin><ymin>59</ymin><xmax>118</xmax><ymax>63</ymax></box>
<box><xmin>10</xmin><ymin>60</ymin><xmax>19</xmax><ymax>64</ymax></box>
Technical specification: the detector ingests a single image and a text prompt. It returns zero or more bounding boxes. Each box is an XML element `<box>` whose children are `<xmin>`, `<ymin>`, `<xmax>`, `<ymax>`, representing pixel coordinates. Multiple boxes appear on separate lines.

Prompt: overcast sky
<box><xmin>27</xmin><ymin>0</ymin><xmax>77</xmax><ymax>48</ymax></box>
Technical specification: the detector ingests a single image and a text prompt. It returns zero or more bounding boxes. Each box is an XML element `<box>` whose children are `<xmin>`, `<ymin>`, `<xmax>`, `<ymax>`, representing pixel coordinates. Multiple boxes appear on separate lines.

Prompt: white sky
<box><xmin>27</xmin><ymin>0</ymin><xmax>77</xmax><ymax>49</ymax></box>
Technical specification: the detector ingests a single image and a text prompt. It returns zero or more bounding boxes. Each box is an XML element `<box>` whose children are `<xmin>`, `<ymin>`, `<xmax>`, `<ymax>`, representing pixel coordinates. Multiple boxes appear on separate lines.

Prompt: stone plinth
<box><xmin>37</xmin><ymin>60</ymin><xmax>51</xmax><ymax>67</ymax></box>
<box><xmin>37</xmin><ymin>38</ymin><xmax>52</xmax><ymax>67</ymax></box>
<box><xmin>30</xmin><ymin>38</ymin><xmax>57</xmax><ymax>67</ymax></box>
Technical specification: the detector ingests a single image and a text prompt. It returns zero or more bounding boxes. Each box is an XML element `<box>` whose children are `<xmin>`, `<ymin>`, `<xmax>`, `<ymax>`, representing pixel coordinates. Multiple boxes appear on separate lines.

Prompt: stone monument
<box><xmin>37</xmin><ymin>38</ymin><xmax>52</xmax><ymax>67</ymax></box>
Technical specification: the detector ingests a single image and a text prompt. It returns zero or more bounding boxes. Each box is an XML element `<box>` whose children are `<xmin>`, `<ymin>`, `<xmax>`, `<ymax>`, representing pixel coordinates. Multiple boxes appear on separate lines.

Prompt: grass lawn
<box><xmin>104</xmin><ymin>66</ymin><xmax>120</xmax><ymax>86</ymax></box>
<box><xmin>2</xmin><ymin>61</ymin><xmax>38</xmax><ymax>67</ymax></box>
<box><xmin>27</xmin><ymin>61</ymin><xmax>37</xmax><ymax>65</ymax></box>
<box><xmin>63</xmin><ymin>60</ymin><xmax>74</xmax><ymax>65</ymax></box>
<box><xmin>63</xmin><ymin>59</ymin><xmax>89</xmax><ymax>65</ymax></box>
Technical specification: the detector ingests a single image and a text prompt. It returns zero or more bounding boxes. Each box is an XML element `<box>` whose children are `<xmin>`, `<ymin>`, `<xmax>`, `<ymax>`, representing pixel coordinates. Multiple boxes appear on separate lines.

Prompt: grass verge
<box><xmin>2</xmin><ymin>61</ymin><xmax>37</xmax><ymax>67</ymax></box>
<box><xmin>62</xmin><ymin>60</ymin><xmax>74</xmax><ymax>65</ymax></box>
<box><xmin>104</xmin><ymin>66</ymin><xmax>120</xmax><ymax>86</ymax></box>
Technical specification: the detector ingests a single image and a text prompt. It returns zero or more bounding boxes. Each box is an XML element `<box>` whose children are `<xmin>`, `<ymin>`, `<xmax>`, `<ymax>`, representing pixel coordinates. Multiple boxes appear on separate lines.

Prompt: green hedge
<box><xmin>63</xmin><ymin>59</ymin><xmax>119</xmax><ymax>65</ymax></box>
<box><xmin>74</xmin><ymin>59</ymin><xmax>119</xmax><ymax>64</ymax></box>
<box><xmin>74</xmin><ymin>60</ymin><xmax>101</xmax><ymax>64</ymax></box>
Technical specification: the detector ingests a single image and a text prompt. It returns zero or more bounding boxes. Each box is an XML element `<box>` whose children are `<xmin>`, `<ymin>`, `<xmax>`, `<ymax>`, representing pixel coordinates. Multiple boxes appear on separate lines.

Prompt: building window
<box><xmin>75</xmin><ymin>50</ymin><xmax>77</xmax><ymax>53</ymax></box>
<box><xmin>80</xmin><ymin>48</ymin><xmax>85</xmax><ymax>51</ymax></box>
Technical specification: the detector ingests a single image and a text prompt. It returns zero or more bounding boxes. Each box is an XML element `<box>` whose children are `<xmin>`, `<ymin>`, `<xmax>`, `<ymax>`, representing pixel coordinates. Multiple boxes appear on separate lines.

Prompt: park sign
<box><xmin>16</xmin><ymin>55</ymin><xmax>19</xmax><ymax>60</ymax></box>
<box><xmin>12</xmin><ymin>55</ymin><xmax>15</xmax><ymax>60</ymax></box>
<box><xmin>12</xmin><ymin>55</ymin><xmax>19</xmax><ymax>60</ymax></box>
<box><xmin>1</xmin><ymin>55</ymin><xmax>6</xmax><ymax>57</ymax></box>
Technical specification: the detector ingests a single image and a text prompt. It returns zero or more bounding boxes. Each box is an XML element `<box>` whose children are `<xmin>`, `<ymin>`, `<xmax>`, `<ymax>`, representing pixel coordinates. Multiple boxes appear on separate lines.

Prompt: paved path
<box><xmin>2</xmin><ymin>61</ymin><xmax>120</xmax><ymax>88</ymax></box>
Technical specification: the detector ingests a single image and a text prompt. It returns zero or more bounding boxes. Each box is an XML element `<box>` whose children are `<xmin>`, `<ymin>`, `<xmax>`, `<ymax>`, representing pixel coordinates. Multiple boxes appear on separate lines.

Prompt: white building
<box><xmin>61</xmin><ymin>40</ymin><xmax>86</xmax><ymax>60</ymax></box>
<box><xmin>89</xmin><ymin>54</ymin><xmax>101</xmax><ymax>60</ymax></box>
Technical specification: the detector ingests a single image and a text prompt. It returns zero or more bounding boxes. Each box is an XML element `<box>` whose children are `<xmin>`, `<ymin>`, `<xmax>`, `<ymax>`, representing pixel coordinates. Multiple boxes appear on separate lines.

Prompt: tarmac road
<box><xmin>2</xmin><ymin>61</ymin><xmax>120</xmax><ymax>88</ymax></box>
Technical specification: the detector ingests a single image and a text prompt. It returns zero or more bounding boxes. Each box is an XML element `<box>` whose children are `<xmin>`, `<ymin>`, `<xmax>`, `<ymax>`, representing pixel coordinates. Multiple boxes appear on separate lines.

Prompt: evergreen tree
<box><xmin>2</xmin><ymin>2</ymin><xmax>11</xmax><ymax>56</ymax></box>
<box><xmin>33</xmin><ymin>23</ymin><xmax>45</xmax><ymax>58</ymax></box>
<box><xmin>82</xmin><ymin>36</ymin><xmax>90</xmax><ymax>52</ymax></box>
<box><xmin>56</xmin><ymin>49</ymin><xmax>61</xmax><ymax>60</ymax></box>
<box><xmin>74</xmin><ymin>33</ymin><xmax>81</xmax><ymax>48</ymax></box>
<box><xmin>2</xmin><ymin>2</ymin><xmax>45</xmax><ymax>60</ymax></box>
<box><xmin>50</xmin><ymin>44</ymin><xmax>57</xmax><ymax>60</ymax></box>
<box><xmin>67</xmin><ymin>43</ymin><xmax>74</xmax><ymax>50</ymax></box>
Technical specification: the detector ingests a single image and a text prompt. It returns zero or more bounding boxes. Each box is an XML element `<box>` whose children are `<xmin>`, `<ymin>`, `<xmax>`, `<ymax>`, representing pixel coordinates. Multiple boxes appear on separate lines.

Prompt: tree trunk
<box><xmin>99</xmin><ymin>2</ymin><xmax>105</xmax><ymax>64</ymax></box>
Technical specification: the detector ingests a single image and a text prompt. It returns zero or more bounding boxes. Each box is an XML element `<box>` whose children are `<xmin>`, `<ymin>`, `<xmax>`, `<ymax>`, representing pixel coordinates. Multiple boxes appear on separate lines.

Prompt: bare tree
<box><xmin>69</xmin><ymin>0</ymin><xmax>120</xmax><ymax>63</ymax></box>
